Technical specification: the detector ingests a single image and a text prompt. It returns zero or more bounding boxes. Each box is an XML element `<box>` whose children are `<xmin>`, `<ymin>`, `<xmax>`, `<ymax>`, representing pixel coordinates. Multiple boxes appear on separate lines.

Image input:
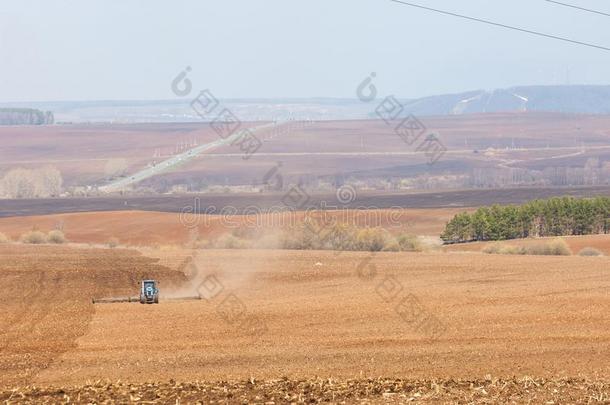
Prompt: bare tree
<box><xmin>1</xmin><ymin>166</ymin><xmax>63</xmax><ymax>198</ymax></box>
<box><xmin>2</xmin><ymin>168</ymin><xmax>35</xmax><ymax>198</ymax></box>
<box><xmin>36</xmin><ymin>166</ymin><xmax>63</xmax><ymax>197</ymax></box>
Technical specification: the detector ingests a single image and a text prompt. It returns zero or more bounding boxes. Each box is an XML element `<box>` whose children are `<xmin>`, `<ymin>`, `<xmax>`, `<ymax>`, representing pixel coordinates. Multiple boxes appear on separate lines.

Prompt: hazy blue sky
<box><xmin>1</xmin><ymin>0</ymin><xmax>610</xmax><ymax>102</ymax></box>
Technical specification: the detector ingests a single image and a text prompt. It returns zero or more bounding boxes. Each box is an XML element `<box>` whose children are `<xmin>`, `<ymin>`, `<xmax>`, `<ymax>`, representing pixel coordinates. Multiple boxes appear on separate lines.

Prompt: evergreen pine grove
<box><xmin>441</xmin><ymin>196</ymin><xmax>610</xmax><ymax>243</ymax></box>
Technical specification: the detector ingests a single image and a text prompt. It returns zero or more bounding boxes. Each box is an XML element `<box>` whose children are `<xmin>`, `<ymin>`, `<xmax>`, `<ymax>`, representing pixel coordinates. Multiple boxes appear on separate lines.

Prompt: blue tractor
<box><xmin>139</xmin><ymin>280</ymin><xmax>159</xmax><ymax>304</ymax></box>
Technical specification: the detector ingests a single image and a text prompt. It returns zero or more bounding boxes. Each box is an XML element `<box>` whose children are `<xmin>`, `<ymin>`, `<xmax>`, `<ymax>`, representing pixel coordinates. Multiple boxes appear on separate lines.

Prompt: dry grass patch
<box><xmin>483</xmin><ymin>238</ymin><xmax>572</xmax><ymax>256</ymax></box>
<box><xmin>526</xmin><ymin>239</ymin><xmax>572</xmax><ymax>256</ymax></box>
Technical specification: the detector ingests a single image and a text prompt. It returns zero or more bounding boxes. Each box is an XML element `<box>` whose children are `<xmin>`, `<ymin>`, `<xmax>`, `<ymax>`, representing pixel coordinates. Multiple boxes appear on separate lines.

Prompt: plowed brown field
<box><xmin>0</xmin><ymin>208</ymin><xmax>462</xmax><ymax>245</ymax></box>
<box><xmin>0</xmin><ymin>244</ymin><xmax>186</xmax><ymax>387</ymax></box>
<box><xmin>1</xmin><ymin>244</ymin><xmax>609</xmax><ymax>396</ymax></box>
<box><xmin>2</xmin><ymin>378</ymin><xmax>609</xmax><ymax>404</ymax></box>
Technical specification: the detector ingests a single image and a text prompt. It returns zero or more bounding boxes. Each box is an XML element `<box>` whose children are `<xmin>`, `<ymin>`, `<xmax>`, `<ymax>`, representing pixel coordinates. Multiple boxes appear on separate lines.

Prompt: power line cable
<box><xmin>388</xmin><ymin>0</ymin><xmax>610</xmax><ymax>51</ymax></box>
<box><xmin>543</xmin><ymin>0</ymin><xmax>610</xmax><ymax>18</ymax></box>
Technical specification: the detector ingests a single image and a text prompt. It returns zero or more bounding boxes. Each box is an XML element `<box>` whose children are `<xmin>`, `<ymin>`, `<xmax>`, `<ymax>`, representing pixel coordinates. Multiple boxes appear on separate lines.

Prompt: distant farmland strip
<box><xmin>0</xmin><ymin>186</ymin><xmax>609</xmax><ymax>218</ymax></box>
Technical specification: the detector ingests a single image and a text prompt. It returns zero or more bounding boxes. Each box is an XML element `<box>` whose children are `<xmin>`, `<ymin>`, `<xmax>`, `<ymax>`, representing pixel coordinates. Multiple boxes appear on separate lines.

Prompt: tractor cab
<box><xmin>140</xmin><ymin>279</ymin><xmax>159</xmax><ymax>304</ymax></box>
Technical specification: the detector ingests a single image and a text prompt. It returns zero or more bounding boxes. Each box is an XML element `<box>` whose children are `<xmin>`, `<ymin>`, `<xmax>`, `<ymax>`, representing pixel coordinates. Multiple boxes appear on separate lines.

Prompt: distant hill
<box><xmin>0</xmin><ymin>108</ymin><xmax>54</xmax><ymax>125</ymax></box>
<box><xmin>2</xmin><ymin>85</ymin><xmax>610</xmax><ymax>123</ymax></box>
<box><xmin>399</xmin><ymin>85</ymin><xmax>610</xmax><ymax>116</ymax></box>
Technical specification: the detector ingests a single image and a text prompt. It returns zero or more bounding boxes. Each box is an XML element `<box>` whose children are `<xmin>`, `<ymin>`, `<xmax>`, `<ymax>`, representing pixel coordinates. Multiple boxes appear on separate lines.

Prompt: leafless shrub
<box><xmin>0</xmin><ymin>232</ymin><xmax>10</xmax><ymax>243</ymax></box>
<box><xmin>280</xmin><ymin>225</ymin><xmax>319</xmax><ymax>250</ymax></box>
<box><xmin>47</xmin><ymin>230</ymin><xmax>67</xmax><ymax>244</ymax></box>
<box><xmin>355</xmin><ymin>227</ymin><xmax>392</xmax><ymax>252</ymax></box>
<box><xmin>107</xmin><ymin>237</ymin><xmax>120</xmax><ymax>248</ymax></box>
<box><xmin>37</xmin><ymin>166</ymin><xmax>63</xmax><ymax>197</ymax></box>
<box><xmin>382</xmin><ymin>240</ymin><xmax>401</xmax><ymax>252</ymax></box>
<box><xmin>321</xmin><ymin>223</ymin><xmax>359</xmax><ymax>251</ymax></box>
<box><xmin>396</xmin><ymin>234</ymin><xmax>422</xmax><ymax>252</ymax></box>
<box><xmin>193</xmin><ymin>239</ymin><xmax>213</xmax><ymax>249</ymax></box>
<box><xmin>251</xmin><ymin>233</ymin><xmax>282</xmax><ymax>249</ymax></box>
<box><xmin>20</xmin><ymin>230</ymin><xmax>47</xmax><ymax>244</ymax></box>
<box><xmin>578</xmin><ymin>247</ymin><xmax>604</xmax><ymax>256</ymax></box>
<box><xmin>214</xmin><ymin>233</ymin><xmax>249</xmax><ymax>249</ymax></box>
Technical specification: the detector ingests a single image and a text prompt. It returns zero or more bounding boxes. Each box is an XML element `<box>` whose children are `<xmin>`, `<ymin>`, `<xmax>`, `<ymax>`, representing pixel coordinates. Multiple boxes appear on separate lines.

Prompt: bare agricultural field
<box><xmin>1</xmin><ymin>112</ymin><xmax>610</xmax><ymax>188</ymax></box>
<box><xmin>3</xmin><ymin>378</ymin><xmax>609</xmax><ymax>404</ymax></box>
<box><xmin>0</xmin><ymin>122</ymin><xmax>224</xmax><ymax>186</ymax></box>
<box><xmin>0</xmin><ymin>244</ymin><xmax>186</xmax><ymax>387</ymax></box>
<box><xmin>1</xmin><ymin>185</ymin><xmax>609</xmax><ymax>218</ymax></box>
<box><xmin>1</xmin><ymin>244</ymin><xmax>609</xmax><ymax>403</ymax></box>
<box><xmin>0</xmin><ymin>208</ymin><xmax>463</xmax><ymax>246</ymax></box>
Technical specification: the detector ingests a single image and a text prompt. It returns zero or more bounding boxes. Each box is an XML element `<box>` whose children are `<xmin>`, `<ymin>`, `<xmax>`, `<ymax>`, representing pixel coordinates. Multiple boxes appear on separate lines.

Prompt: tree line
<box><xmin>0</xmin><ymin>108</ymin><xmax>54</xmax><ymax>125</ymax></box>
<box><xmin>441</xmin><ymin>196</ymin><xmax>610</xmax><ymax>243</ymax></box>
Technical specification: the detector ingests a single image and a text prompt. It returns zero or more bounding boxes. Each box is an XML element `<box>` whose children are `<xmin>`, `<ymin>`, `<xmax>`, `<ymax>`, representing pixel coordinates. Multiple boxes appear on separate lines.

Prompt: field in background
<box><xmin>0</xmin><ymin>185</ymin><xmax>608</xmax><ymax>218</ymax></box>
<box><xmin>0</xmin><ymin>208</ymin><xmax>460</xmax><ymax>245</ymax></box>
<box><xmin>1</xmin><ymin>112</ymin><xmax>610</xmax><ymax>189</ymax></box>
<box><xmin>2</xmin><ymin>207</ymin><xmax>609</xmax><ymax>253</ymax></box>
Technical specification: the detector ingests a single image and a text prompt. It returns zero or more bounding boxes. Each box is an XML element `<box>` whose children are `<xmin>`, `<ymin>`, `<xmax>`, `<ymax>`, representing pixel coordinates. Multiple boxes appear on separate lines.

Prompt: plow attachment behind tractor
<box><xmin>93</xmin><ymin>279</ymin><xmax>203</xmax><ymax>304</ymax></box>
<box><xmin>92</xmin><ymin>295</ymin><xmax>202</xmax><ymax>304</ymax></box>
<box><xmin>92</xmin><ymin>296</ymin><xmax>138</xmax><ymax>304</ymax></box>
